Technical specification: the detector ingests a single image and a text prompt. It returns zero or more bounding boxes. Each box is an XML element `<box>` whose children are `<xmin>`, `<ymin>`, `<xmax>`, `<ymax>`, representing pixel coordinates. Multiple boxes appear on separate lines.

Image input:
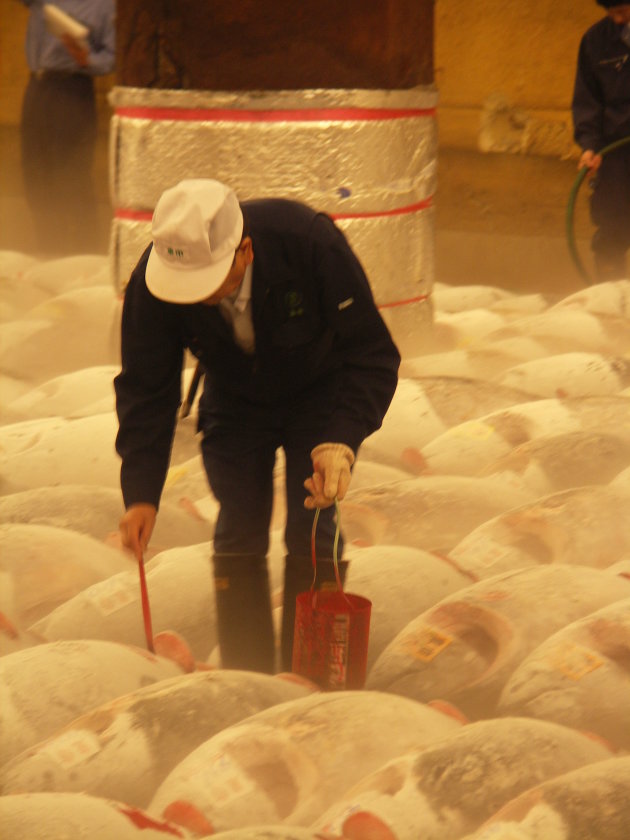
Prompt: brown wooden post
<box><xmin>116</xmin><ymin>1</ymin><xmax>433</xmax><ymax>91</ymax></box>
<box><xmin>111</xmin><ymin>1</ymin><xmax>436</xmax><ymax>353</ymax></box>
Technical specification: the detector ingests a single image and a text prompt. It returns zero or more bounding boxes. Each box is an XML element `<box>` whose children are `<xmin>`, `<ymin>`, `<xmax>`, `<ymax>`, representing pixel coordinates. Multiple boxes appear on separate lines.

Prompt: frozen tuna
<box><xmin>0</xmin><ymin>612</ymin><xmax>45</xmax><ymax>657</ymax></box>
<box><xmin>449</xmin><ymin>484</ymin><xmax>630</xmax><ymax>579</ymax></box>
<box><xmin>497</xmin><ymin>598</ymin><xmax>630</xmax><ymax>749</ymax></box>
<box><xmin>0</xmin><ymin>670</ymin><xmax>315</xmax><ymax>807</ymax></box>
<box><xmin>0</xmin><ymin>523</ymin><xmax>131</xmax><ymax>627</ymax></box>
<box><xmin>0</xmin><ymin>639</ymin><xmax>183</xmax><ymax>765</ymax></box>
<box><xmin>1</xmin><ymin>408</ymin><xmax>207</xmax><ymax>494</ymax></box>
<box><xmin>400</xmin><ymin>336</ymin><xmax>556</xmax><ymax>380</ymax></box>
<box><xmin>340</xmin><ymin>474</ymin><xmax>534</xmax><ymax>552</ymax></box>
<box><xmin>7</xmin><ymin>365</ymin><xmax>119</xmax><ymax>419</ymax></box>
<box><xmin>0</xmin><ymin>286</ymin><xmax>121</xmax><ymax>384</ymax></box>
<box><xmin>30</xmin><ymin>534</ymin><xmax>288</xmax><ymax>660</ymax></box>
<box><xmin>0</xmin><ymin>792</ymin><xmax>193</xmax><ymax>839</ymax></box>
<box><xmin>29</xmin><ymin>543</ymin><xmax>215</xmax><ymax>659</ymax></box>
<box><xmin>315</xmin><ymin>716</ymin><xmax>612</xmax><ymax>840</ymax></box>
<box><xmin>361</xmin><ymin>376</ymin><xmax>536</xmax><ymax>471</ymax></box>
<box><xmin>547</xmin><ymin>278</ymin><xmax>630</xmax><ymax>317</ymax></box>
<box><xmin>431</xmin><ymin>308</ymin><xmax>510</xmax><ymax>352</ymax></box>
<box><xmin>344</xmin><ymin>544</ymin><xmax>470</xmax><ymax>668</ymax></box>
<box><xmin>148</xmin><ymin>691</ymin><xmax>462</xmax><ymax>833</ymax></box>
<box><xmin>496</xmin><ymin>351</ymin><xmax>630</xmax><ymax>398</ymax></box>
<box><xmin>208</xmin><ymin>829</ymin><xmax>323</xmax><ymax>839</ymax></box>
<box><xmin>462</xmin><ymin>756</ymin><xmax>630</xmax><ymax>840</ymax></box>
<box><xmin>19</xmin><ymin>254</ymin><xmax>111</xmax><ymax>296</ymax></box>
<box><xmin>0</xmin><ymin>485</ymin><xmax>212</xmax><ymax>550</ymax></box>
<box><xmin>484</xmin><ymin>308</ymin><xmax>630</xmax><ymax>355</ymax></box>
<box><xmin>478</xmin><ymin>428</ymin><xmax>630</xmax><ymax>496</ymax></box>
<box><xmin>417</xmin><ymin>396</ymin><xmax>630</xmax><ymax>477</ymax></box>
<box><xmin>366</xmin><ymin>564</ymin><xmax>630</xmax><ymax>719</ymax></box>
<box><xmin>431</xmin><ymin>282</ymin><xmax>518</xmax><ymax>313</ymax></box>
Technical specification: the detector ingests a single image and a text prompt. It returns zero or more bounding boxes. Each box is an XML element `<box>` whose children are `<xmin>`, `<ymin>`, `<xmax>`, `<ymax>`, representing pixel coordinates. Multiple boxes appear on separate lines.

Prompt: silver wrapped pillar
<box><xmin>109</xmin><ymin>86</ymin><xmax>438</xmax><ymax>351</ymax></box>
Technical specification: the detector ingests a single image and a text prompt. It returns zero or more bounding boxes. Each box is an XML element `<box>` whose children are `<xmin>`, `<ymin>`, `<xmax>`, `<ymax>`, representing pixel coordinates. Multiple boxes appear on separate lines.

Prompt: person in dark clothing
<box><xmin>19</xmin><ymin>0</ymin><xmax>115</xmax><ymax>255</ymax></box>
<box><xmin>114</xmin><ymin>179</ymin><xmax>400</xmax><ymax>674</ymax></box>
<box><xmin>571</xmin><ymin>1</ymin><xmax>630</xmax><ymax>280</ymax></box>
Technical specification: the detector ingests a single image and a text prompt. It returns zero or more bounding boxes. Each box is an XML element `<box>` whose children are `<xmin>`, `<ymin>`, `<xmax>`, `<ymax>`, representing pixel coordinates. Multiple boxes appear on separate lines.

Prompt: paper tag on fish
<box><xmin>42</xmin><ymin>728</ymin><xmax>101</xmax><ymax>769</ymax></box>
<box><xmin>551</xmin><ymin>642</ymin><xmax>603</xmax><ymax>681</ymax></box>
<box><xmin>88</xmin><ymin>576</ymin><xmax>136</xmax><ymax>615</ymax></box>
<box><xmin>460</xmin><ymin>534</ymin><xmax>512</xmax><ymax>569</ymax></box>
<box><xmin>447</xmin><ymin>421</ymin><xmax>495</xmax><ymax>441</ymax></box>
<box><xmin>206</xmin><ymin>752</ymin><xmax>256</xmax><ymax>804</ymax></box>
<box><xmin>403</xmin><ymin>626</ymin><xmax>452</xmax><ymax>661</ymax></box>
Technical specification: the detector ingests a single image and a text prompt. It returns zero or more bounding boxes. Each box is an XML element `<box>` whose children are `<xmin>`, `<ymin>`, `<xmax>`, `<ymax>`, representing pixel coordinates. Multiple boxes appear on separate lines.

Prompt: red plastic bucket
<box><xmin>291</xmin><ymin>502</ymin><xmax>372</xmax><ymax>690</ymax></box>
<box><xmin>292</xmin><ymin>588</ymin><xmax>372</xmax><ymax>690</ymax></box>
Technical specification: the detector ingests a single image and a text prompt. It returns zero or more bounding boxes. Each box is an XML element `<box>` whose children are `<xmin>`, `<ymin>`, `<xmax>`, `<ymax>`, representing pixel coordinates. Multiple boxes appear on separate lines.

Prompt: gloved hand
<box><xmin>119</xmin><ymin>503</ymin><xmax>157</xmax><ymax>561</ymax></box>
<box><xmin>304</xmin><ymin>443</ymin><xmax>355</xmax><ymax>510</ymax></box>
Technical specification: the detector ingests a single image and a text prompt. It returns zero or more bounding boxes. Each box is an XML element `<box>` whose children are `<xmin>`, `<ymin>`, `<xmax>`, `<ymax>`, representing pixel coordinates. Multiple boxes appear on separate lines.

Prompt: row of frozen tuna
<box><xmin>1</xmin><ymin>251</ymin><xmax>630</xmax><ymax>838</ymax></box>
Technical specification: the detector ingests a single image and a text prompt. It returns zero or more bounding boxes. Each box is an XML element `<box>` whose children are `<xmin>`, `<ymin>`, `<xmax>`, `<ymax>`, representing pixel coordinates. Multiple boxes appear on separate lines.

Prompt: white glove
<box><xmin>304</xmin><ymin>443</ymin><xmax>355</xmax><ymax>510</ymax></box>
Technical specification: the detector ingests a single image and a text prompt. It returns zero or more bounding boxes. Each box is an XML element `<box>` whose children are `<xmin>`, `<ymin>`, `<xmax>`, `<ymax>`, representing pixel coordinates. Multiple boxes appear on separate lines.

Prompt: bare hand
<box><xmin>119</xmin><ymin>503</ymin><xmax>157</xmax><ymax>560</ymax></box>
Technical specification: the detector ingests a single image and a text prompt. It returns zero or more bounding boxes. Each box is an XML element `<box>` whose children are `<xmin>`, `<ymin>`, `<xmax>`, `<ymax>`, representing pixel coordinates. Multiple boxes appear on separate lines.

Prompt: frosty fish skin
<box><xmin>314</xmin><ymin>717</ymin><xmax>613</xmax><ymax>840</ymax></box>
<box><xmin>448</xmin><ymin>484</ymin><xmax>630</xmax><ymax>579</ymax></box>
<box><xmin>148</xmin><ymin>691</ymin><xmax>462</xmax><ymax>833</ymax></box>
<box><xmin>0</xmin><ymin>523</ymin><xmax>131</xmax><ymax>629</ymax></box>
<box><xmin>339</xmin><ymin>474</ymin><xmax>534</xmax><ymax>553</ymax></box>
<box><xmin>0</xmin><ymin>791</ymin><xmax>194</xmax><ymax>840</ymax></box>
<box><xmin>0</xmin><ymin>670</ymin><xmax>316</xmax><ymax>807</ymax></box>
<box><xmin>0</xmin><ymin>639</ymin><xmax>183</xmax><ymax>766</ymax></box>
<box><xmin>462</xmin><ymin>757</ymin><xmax>630</xmax><ymax>840</ymax></box>
<box><xmin>497</xmin><ymin>598</ymin><xmax>630</xmax><ymax>750</ymax></box>
<box><xmin>366</xmin><ymin>564</ymin><xmax>630</xmax><ymax>719</ymax></box>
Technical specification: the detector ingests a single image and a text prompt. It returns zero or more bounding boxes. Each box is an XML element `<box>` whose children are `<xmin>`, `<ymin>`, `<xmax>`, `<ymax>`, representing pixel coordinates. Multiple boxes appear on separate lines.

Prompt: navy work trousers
<box><xmin>590</xmin><ymin>143</ymin><xmax>630</xmax><ymax>279</ymax></box>
<box><xmin>200</xmin><ymin>380</ymin><xmax>348</xmax><ymax>671</ymax></box>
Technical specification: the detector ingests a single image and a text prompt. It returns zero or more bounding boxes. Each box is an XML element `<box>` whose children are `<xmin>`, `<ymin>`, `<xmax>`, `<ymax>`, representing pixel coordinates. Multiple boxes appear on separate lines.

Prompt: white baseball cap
<box><xmin>146</xmin><ymin>179</ymin><xmax>244</xmax><ymax>303</ymax></box>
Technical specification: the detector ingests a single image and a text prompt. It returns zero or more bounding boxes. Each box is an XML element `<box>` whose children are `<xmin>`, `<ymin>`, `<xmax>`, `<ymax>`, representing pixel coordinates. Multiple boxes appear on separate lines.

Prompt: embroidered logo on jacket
<box><xmin>285</xmin><ymin>290</ymin><xmax>305</xmax><ymax>318</ymax></box>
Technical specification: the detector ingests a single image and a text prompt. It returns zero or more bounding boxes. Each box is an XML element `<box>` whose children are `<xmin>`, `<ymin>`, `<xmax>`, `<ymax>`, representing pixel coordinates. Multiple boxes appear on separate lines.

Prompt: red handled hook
<box><xmin>137</xmin><ymin>551</ymin><xmax>155</xmax><ymax>653</ymax></box>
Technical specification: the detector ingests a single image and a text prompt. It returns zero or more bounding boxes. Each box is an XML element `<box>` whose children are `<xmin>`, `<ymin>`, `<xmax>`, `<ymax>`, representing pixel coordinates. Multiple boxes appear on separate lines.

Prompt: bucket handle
<box><xmin>310</xmin><ymin>499</ymin><xmax>350</xmax><ymax>602</ymax></box>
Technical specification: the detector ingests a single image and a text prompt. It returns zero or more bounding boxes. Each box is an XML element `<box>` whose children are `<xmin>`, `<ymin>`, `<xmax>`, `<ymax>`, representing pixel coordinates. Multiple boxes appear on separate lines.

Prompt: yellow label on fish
<box><xmin>448</xmin><ymin>421</ymin><xmax>495</xmax><ymax>441</ymax></box>
<box><xmin>553</xmin><ymin>642</ymin><xmax>603</xmax><ymax>681</ymax></box>
<box><xmin>404</xmin><ymin>626</ymin><xmax>453</xmax><ymax>661</ymax></box>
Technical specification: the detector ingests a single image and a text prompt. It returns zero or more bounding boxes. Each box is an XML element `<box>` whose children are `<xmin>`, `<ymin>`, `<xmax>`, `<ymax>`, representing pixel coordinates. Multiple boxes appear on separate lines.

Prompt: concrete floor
<box><xmin>0</xmin><ymin>124</ymin><xmax>591</xmax><ymax>296</ymax></box>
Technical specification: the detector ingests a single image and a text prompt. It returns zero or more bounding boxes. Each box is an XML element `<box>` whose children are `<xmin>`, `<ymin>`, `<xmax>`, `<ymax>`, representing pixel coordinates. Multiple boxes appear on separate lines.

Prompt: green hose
<box><xmin>566</xmin><ymin>135</ymin><xmax>630</xmax><ymax>285</ymax></box>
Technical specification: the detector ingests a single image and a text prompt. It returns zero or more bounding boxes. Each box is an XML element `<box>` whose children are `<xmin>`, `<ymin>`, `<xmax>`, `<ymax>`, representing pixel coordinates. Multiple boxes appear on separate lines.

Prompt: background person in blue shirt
<box><xmin>19</xmin><ymin>0</ymin><xmax>115</xmax><ymax>255</ymax></box>
<box><xmin>114</xmin><ymin>179</ymin><xmax>400</xmax><ymax>674</ymax></box>
<box><xmin>571</xmin><ymin>1</ymin><xmax>630</xmax><ymax>280</ymax></box>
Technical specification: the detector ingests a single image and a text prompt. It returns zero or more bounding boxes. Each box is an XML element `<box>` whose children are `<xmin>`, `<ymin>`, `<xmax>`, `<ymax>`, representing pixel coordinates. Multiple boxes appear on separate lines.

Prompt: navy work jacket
<box><xmin>572</xmin><ymin>16</ymin><xmax>630</xmax><ymax>151</ymax></box>
<box><xmin>115</xmin><ymin>198</ymin><xmax>401</xmax><ymax>509</ymax></box>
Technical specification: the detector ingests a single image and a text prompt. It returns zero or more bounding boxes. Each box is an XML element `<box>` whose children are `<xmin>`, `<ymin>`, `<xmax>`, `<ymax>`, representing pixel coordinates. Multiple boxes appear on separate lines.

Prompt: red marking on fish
<box><xmin>117</xmin><ymin>804</ymin><xmax>186</xmax><ymax>836</ymax></box>
<box><xmin>163</xmin><ymin>800</ymin><xmax>215</xmax><ymax>835</ymax></box>
<box><xmin>342</xmin><ymin>811</ymin><xmax>398</xmax><ymax>839</ymax></box>
<box><xmin>556</xmin><ymin>387</ymin><xmax>569</xmax><ymax>398</ymax></box>
<box><xmin>580</xmin><ymin>729</ymin><xmax>618</xmax><ymax>754</ymax></box>
<box><xmin>154</xmin><ymin>630</ymin><xmax>196</xmax><ymax>672</ymax></box>
<box><xmin>178</xmin><ymin>496</ymin><xmax>206</xmax><ymax>521</ymax></box>
<box><xmin>401</xmin><ymin>447</ymin><xmax>429</xmax><ymax>474</ymax></box>
<box><xmin>431</xmin><ymin>550</ymin><xmax>479</xmax><ymax>583</ymax></box>
<box><xmin>427</xmin><ymin>698</ymin><xmax>470</xmax><ymax>725</ymax></box>
<box><xmin>351</xmin><ymin>538</ymin><xmax>373</xmax><ymax>548</ymax></box>
<box><xmin>0</xmin><ymin>612</ymin><xmax>19</xmax><ymax>639</ymax></box>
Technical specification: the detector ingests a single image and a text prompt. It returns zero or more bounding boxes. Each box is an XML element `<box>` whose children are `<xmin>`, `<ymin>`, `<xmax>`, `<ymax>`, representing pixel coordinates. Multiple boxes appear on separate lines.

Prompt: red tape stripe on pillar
<box><xmin>115</xmin><ymin>106</ymin><xmax>436</xmax><ymax>122</ymax></box>
<box><xmin>114</xmin><ymin>196</ymin><xmax>432</xmax><ymax>224</ymax></box>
